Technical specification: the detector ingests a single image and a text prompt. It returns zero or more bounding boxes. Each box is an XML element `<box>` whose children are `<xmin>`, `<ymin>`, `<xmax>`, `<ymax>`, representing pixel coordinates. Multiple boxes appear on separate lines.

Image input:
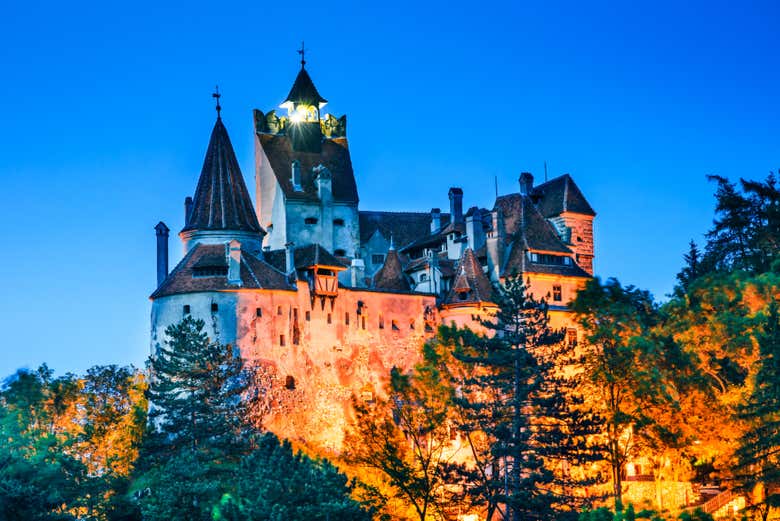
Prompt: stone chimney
<box><xmin>226</xmin><ymin>240</ymin><xmax>242</xmax><ymax>286</ymax></box>
<box><xmin>314</xmin><ymin>164</ymin><xmax>332</xmax><ymax>203</ymax></box>
<box><xmin>291</xmin><ymin>160</ymin><xmax>302</xmax><ymax>191</ymax></box>
<box><xmin>430</xmin><ymin>208</ymin><xmax>441</xmax><ymax>233</ymax></box>
<box><xmin>350</xmin><ymin>258</ymin><xmax>366</xmax><ymax>288</ymax></box>
<box><xmin>449</xmin><ymin>187</ymin><xmax>464</xmax><ymax>224</ymax></box>
<box><xmin>285</xmin><ymin>242</ymin><xmax>295</xmax><ymax>274</ymax></box>
<box><xmin>485</xmin><ymin>209</ymin><xmax>504</xmax><ymax>282</ymax></box>
<box><xmin>184</xmin><ymin>196</ymin><xmax>193</xmax><ymax>224</ymax></box>
<box><xmin>155</xmin><ymin>222</ymin><xmax>170</xmax><ymax>287</ymax></box>
<box><xmin>519</xmin><ymin>172</ymin><xmax>534</xmax><ymax>195</ymax></box>
<box><xmin>465</xmin><ymin>207</ymin><xmax>485</xmax><ymax>251</ymax></box>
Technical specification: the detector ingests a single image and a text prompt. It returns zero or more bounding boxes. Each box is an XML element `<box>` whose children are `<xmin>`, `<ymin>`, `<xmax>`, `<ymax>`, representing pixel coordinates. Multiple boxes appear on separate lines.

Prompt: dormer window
<box><xmin>333</xmin><ymin>218</ymin><xmax>345</xmax><ymax>226</ymax></box>
<box><xmin>304</xmin><ymin>217</ymin><xmax>318</xmax><ymax>225</ymax></box>
<box><xmin>291</xmin><ymin>160</ymin><xmax>303</xmax><ymax>191</ymax></box>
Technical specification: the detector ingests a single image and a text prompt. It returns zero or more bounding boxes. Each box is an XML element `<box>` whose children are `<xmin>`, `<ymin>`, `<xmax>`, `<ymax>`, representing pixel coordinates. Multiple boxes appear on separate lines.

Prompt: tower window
<box><xmin>327</xmin><ymin>313</ymin><xmax>332</xmax><ymax>324</ymax></box>
<box><xmin>391</xmin><ymin>320</ymin><xmax>399</xmax><ymax>331</ymax></box>
<box><xmin>567</xmin><ymin>328</ymin><xmax>578</xmax><ymax>346</ymax></box>
<box><xmin>280</xmin><ymin>334</ymin><xmax>286</xmax><ymax>346</ymax></box>
<box><xmin>553</xmin><ymin>285</ymin><xmax>562</xmax><ymax>302</ymax></box>
<box><xmin>333</xmin><ymin>218</ymin><xmax>345</xmax><ymax>226</ymax></box>
<box><xmin>304</xmin><ymin>217</ymin><xmax>318</xmax><ymax>225</ymax></box>
<box><xmin>334</xmin><ymin>249</ymin><xmax>346</xmax><ymax>256</ymax></box>
<box><xmin>409</xmin><ymin>319</ymin><xmax>415</xmax><ymax>330</ymax></box>
<box><xmin>361</xmin><ymin>316</ymin><xmax>366</xmax><ymax>330</ymax></box>
<box><xmin>419</xmin><ymin>273</ymin><xmax>428</xmax><ymax>282</ymax></box>
<box><xmin>256</xmin><ymin>307</ymin><xmax>262</xmax><ymax>317</ymax></box>
<box><xmin>345</xmin><ymin>312</ymin><xmax>350</xmax><ymax>325</ymax></box>
<box><xmin>285</xmin><ymin>375</ymin><xmax>296</xmax><ymax>390</ymax></box>
<box><xmin>211</xmin><ymin>303</ymin><xmax>218</xmax><ymax>312</ymax></box>
<box><xmin>379</xmin><ymin>314</ymin><xmax>384</xmax><ymax>329</ymax></box>
<box><xmin>183</xmin><ymin>305</ymin><xmax>191</xmax><ymax>314</ymax></box>
<box><xmin>372</xmin><ymin>254</ymin><xmax>385</xmax><ymax>265</ymax></box>
<box><xmin>277</xmin><ymin>306</ymin><xmax>283</xmax><ymax>315</ymax></box>
<box><xmin>305</xmin><ymin>311</ymin><xmax>311</xmax><ymax>321</ymax></box>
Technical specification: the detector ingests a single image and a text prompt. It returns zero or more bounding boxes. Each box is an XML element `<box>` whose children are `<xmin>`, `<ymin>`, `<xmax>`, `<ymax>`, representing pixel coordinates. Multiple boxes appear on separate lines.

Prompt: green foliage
<box><xmin>215</xmin><ymin>433</ymin><xmax>371</xmax><ymax>521</ymax></box>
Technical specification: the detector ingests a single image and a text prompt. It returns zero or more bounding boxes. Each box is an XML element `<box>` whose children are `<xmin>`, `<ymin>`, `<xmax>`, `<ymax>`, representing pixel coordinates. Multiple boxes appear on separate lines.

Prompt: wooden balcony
<box><xmin>313</xmin><ymin>271</ymin><xmax>339</xmax><ymax>297</ymax></box>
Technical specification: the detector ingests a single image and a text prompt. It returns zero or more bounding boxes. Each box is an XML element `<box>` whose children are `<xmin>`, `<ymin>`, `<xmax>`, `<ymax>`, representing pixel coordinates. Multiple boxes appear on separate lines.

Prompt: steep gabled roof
<box><xmin>294</xmin><ymin>243</ymin><xmax>347</xmax><ymax>269</ymax></box>
<box><xmin>443</xmin><ymin>248</ymin><xmax>495</xmax><ymax>306</ymax></box>
<box><xmin>495</xmin><ymin>193</ymin><xmax>572</xmax><ymax>254</ymax></box>
<box><xmin>182</xmin><ymin>117</ymin><xmax>262</xmax><ymax>233</ymax></box>
<box><xmin>372</xmin><ymin>249</ymin><xmax>410</xmax><ymax>292</ymax></box>
<box><xmin>150</xmin><ymin>243</ymin><xmax>294</xmax><ymax>298</ymax></box>
<box><xmin>358</xmin><ymin>211</ymin><xmax>451</xmax><ymax>248</ymax></box>
<box><xmin>532</xmin><ymin>174</ymin><xmax>595</xmax><ymax>217</ymax></box>
<box><xmin>283</xmin><ymin>67</ymin><xmax>327</xmax><ymax>108</ymax></box>
<box><xmin>258</xmin><ymin>134</ymin><xmax>359</xmax><ymax>204</ymax></box>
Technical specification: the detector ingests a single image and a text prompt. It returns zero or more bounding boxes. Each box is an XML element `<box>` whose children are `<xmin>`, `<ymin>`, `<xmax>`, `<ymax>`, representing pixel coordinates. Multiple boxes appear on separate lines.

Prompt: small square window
<box><xmin>327</xmin><ymin>313</ymin><xmax>332</xmax><ymax>324</ymax></box>
<box><xmin>409</xmin><ymin>319</ymin><xmax>415</xmax><ymax>330</ymax></box>
<box><xmin>304</xmin><ymin>217</ymin><xmax>318</xmax><ymax>225</ymax></box>
<box><xmin>256</xmin><ymin>308</ymin><xmax>262</xmax><ymax>317</ymax></box>
<box><xmin>371</xmin><ymin>254</ymin><xmax>385</xmax><ymax>265</ymax></box>
<box><xmin>333</xmin><ymin>218</ymin><xmax>345</xmax><ymax>226</ymax></box>
<box><xmin>211</xmin><ymin>303</ymin><xmax>218</xmax><ymax>312</ymax></box>
<box><xmin>567</xmin><ymin>328</ymin><xmax>578</xmax><ymax>346</ymax></box>
<box><xmin>378</xmin><ymin>315</ymin><xmax>384</xmax><ymax>329</ymax></box>
<box><xmin>280</xmin><ymin>334</ymin><xmax>286</xmax><ymax>346</ymax></box>
<box><xmin>345</xmin><ymin>312</ymin><xmax>350</xmax><ymax>325</ymax></box>
<box><xmin>183</xmin><ymin>305</ymin><xmax>191</xmax><ymax>314</ymax></box>
<box><xmin>553</xmin><ymin>285</ymin><xmax>562</xmax><ymax>302</ymax></box>
<box><xmin>391</xmin><ymin>320</ymin><xmax>399</xmax><ymax>331</ymax></box>
<box><xmin>277</xmin><ymin>306</ymin><xmax>283</xmax><ymax>316</ymax></box>
<box><xmin>334</xmin><ymin>249</ymin><xmax>346</xmax><ymax>256</ymax></box>
<box><xmin>305</xmin><ymin>311</ymin><xmax>311</xmax><ymax>321</ymax></box>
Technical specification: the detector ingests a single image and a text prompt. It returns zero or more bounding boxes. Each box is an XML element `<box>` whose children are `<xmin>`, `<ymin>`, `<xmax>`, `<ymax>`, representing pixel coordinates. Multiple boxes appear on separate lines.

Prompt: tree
<box><xmin>136</xmin><ymin>316</ymin><xmax>255</xmax><ymax>520</ymax></box>
<box><xmin>447</xmin><ymin>276</ymin><xmax>601</xmax><ymax>520</ymax></box>
<box><xmin>345</xmin><ymin>360</ymin><xmax>463</xmax><ymax>521</ymax></box>
<box><xmin>734</xmin><ymin>301</ymin><xmax>780</xmax><ymax>519</ymax></box>
<box><xmin>675</xmin><ymin>240</ymin><xmax>703</xmax><ymax>296</ymax></box>
<box><xmin>703</xmin><ymin>172</ymin><xmax>780</xmax><ymax>274</ymax></box>
<box><xmin>571</xmin><ymin>278</ymin><xmax>683</xmax><ymax>507</ymax></box>
<box><xmin>215</xmin><ymin>433</ymin><xmax>371</xmax><ymax>521</ymax></box>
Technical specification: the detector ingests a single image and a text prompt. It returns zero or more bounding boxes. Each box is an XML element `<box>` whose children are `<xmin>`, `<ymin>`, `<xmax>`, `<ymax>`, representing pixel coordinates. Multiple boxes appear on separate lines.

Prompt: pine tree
<box><xmin>734</xmin><ymin>301</ymin><xmax>780</xmax><ymax>518</ymax></box>
<box><xmin>675</xmin><ymin>240</ymin><xmax>702</xmax><ymax>295</ymax></box>
<box><xmin>137</xmin><ymin>316</ymin><xmax>254</xmax><ymax>520</ymax></box>
<box><xmin>450</xmin><ymin>276</ymin><xmax>601</xmax><ymax>520</ymax></box>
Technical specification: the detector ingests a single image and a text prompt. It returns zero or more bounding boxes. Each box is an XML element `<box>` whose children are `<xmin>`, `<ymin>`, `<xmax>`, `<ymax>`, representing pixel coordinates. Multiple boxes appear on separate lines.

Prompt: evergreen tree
<box><xmin>137</xmin><ymin>316</ymin><xmax>254</xmax><ymax>520</ymax></box>
<box><xmin>675</xmin><ymin>240</ymin><xmax>703</xmax><ymax>295</ymax></box>
<box><xmin>449</xmin><ymin>276</ymin><xmax>601</xmax><ymax>520</ymax></box>
<box><xmin>734</xmin><ymin>301</ymin><xmax>780</xmax><ymax>517</ymax></box>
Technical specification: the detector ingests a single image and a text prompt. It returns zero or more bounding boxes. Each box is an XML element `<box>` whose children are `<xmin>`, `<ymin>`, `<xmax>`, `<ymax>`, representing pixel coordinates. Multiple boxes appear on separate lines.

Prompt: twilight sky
<box><xmin>1</xmin><ymin>0</ymin><xmax>778</xmax><ymax>377</ymax></box>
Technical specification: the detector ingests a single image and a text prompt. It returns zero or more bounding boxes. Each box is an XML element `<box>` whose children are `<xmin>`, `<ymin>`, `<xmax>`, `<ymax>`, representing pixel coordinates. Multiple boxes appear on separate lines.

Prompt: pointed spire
<box><xmin>182</xmin><ymin>114</ymin><xmax>262</xmax><ymax>234</ymax></box>
<box><xmin>443</xmin><ymin>248</ymin><xmax>494</xmax><ymax>306</ymax></box>
<box><xmin>212</xmin><ymin>85</ymin><xmax>222</xmax><ymax>119</ymax></box>
<box><xmin>281</xmin><ymin>66</ymin><xmax>327</xmax><ymax>110</ymax></box>
<box><xmin>298</xmin><ymin>41</ymin><xmax>306</xmax><ymax>68</ymax></box>
<box><xmin>373</xmin><ymin>249</ymin><xmax>410</xmax><ymax>292</ymax></box>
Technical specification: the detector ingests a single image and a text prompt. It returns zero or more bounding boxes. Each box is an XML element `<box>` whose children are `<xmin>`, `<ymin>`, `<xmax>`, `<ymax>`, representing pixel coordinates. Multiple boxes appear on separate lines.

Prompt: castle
<box><xmin>150</xmin><ymin>59</ymin><xmax>595</xmax><ymax>451</ymax></box>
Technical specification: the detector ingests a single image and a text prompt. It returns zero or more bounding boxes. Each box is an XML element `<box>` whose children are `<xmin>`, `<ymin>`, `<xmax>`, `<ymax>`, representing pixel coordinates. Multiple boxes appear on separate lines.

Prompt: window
<box><xmin>333</xmin><ymin>218</ymin><xmax>345</xmax><ymax>226</ymax></box>
<box><xmin>361</xmin><ymin>316</ymin><xmax>366</xmax><ymax>330</ymax></box>
<box><xmin>277</xmin><ymin>306</ymin><xmax>283</xmax><ymax>316</ymax></box>
<box><xmin>419</xmin><ymin>273</ymin><xmax>428</xmax><ymax>282</ymax></box>
<box><xmin>553</xmin><ymin>285</ymin><xmax>562</xmax><ymax>302</ymax></box>
<box><xmin>193</xmin><ymin>266</ymin><xmax>228</xmax><ymax>277</ymax></box>
<box><xmin>334</xmin><ymin>249</ymin><xmax>346</xmax><ymax>256</ymax></box>
<box><xmin>256</xmin><ymin>307</ymin><xmax>262</xmax><ymax>317</ymax></box>
<box><xmin>391</xmin><ymin>320</ymin><xmax>399</xmax><ymax>331</ymax></box>
<box><xmin>409</xmin><ymin>319</ymin><xmax>415</xmax><ymax>330</ymax></box>
<box><xmin>567</xmin><ymin>328</ymin><xmax>578</xmax><ymax>346</ymax></box>
<box><xmin>327</xmin><ymin>313</ymin><xmax>332</xmax><ymax>324</ymax></box>
<box><xmin>379</xmin><ymin>314</ymin><xmax>384</xmax><ymax>329</ymax></box>
<box><xmin>183</xmin><ymin>305</ymin><xmax>191</xmax><ymax>314</ymax></box>
<box><xmin>345</xmin><ymin>312</ymin><xmax>350</xmax><ymax>325</ymax></box>
<box><xmin>211</xmin><ymin>303</ymin><xmax>219</xmax><ymax>312</ymax></box>
<box><xmin>304</xmin><ymin>217</ymin><xmax>318</xmax><ymax>225</ymax></box>
<box><xmin>458</xmin><ymin>291</ymin><xmax>468</xmax><ymax>301</ymax></box>
<box><xmin>285</xmin><ymin>375</ymin><xmax>296</xmax><ymax>390</ymax></box>
<box><xmin>280</xmin><ymin>334</ymin><xmax>286</xmax><ymax>346</ymax></box>
<box><xmin>305</xmin><ymin>311</ymin><xmax>311</xmax><ymax>321</ymax></box>
<box><xmin>371</xmin><ymin>254</ymin><xmax>385</xmax><ymax>265</ymax></box>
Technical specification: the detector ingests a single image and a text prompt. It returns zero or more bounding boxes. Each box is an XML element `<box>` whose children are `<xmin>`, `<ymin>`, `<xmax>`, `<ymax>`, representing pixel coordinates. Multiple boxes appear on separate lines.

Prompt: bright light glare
<box><xmin>290</xmin><ymin>111</ymin><xmax>304</xmax><ymax>124</ymax></box>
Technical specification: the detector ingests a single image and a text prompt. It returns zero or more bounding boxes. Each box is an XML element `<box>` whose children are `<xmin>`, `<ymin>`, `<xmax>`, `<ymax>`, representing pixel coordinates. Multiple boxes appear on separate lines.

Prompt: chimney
<box><xmin>314</xmin><ymin>164</ymin><xmax>332</xmax><ymax>203</ymax></box>
<box><xmin>350</xmin><ymin>258</ymin><xmax>366</xmax><ymax>288</ymax></box>
<box><xmin>184</xmin><ymin>197</ymin><xmax>193</xmax><ymax>224</ymax></box>
<box><xmin>226</xmin><ymin>240</ymin><xmax>242</xmax><ymax>286</ymax></box>
<box><xmin>285</xmin><ymin>242</ymin><xmax>295</xmax><ymax>274</ymax></box>
<box><xmin>448</xmin><ymin>187</ymin><xmax>464</xmax><ymax>224</ymax></box>
<box><xmin>154</xmin><ymin>221</ymin><xmax>170</xmax><ymax>287</ymax></box>
<box><xmin>485</xmin><ymin>209</ymin><xmax>504</xmax><ymax>282</ymax></box>
<box><xmin>519</xmin><ymin>172</ymin><xmax>534</xmax><ymax>195</ymax></box>
<box><xmin>430</xmin><ymin>208</ymin><xmax>441</xmax><ymax>233</ymax></box>
<box><xmin>465</xmin><ymin>207</ymin><xmax>485</xmax><ymax>251</ymax></box>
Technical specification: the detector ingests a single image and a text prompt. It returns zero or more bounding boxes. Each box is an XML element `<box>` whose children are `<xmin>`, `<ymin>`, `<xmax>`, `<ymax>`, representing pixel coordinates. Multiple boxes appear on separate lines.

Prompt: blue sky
<box><xmin>1</xmin><ymin>0</ymin><xmax>778</xmax><ymax>376</ymax></box>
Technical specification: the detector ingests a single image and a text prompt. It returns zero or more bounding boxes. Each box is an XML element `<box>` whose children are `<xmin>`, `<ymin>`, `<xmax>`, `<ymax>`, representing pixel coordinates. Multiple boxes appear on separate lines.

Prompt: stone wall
<box><xmin>549</xmin><ymin>212</ymin><xmax>595</xmax><ymax>275</ymax></box>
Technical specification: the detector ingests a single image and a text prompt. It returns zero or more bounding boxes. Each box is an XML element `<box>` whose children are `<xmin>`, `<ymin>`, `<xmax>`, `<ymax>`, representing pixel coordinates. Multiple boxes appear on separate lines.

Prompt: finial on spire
<box><xmin>212</xmin><ymin>85</ymin><xmax>222</xmax><ymax>118</ymax></box>
<box><xmin>297</xmin><ymin>41</ymin><xmax>306</xmax><ymax>68</ymax></box>
<box><xmin>389</xmin><ymin>233</ymin><xmax>395</xmax><ymax>251</ymax></box>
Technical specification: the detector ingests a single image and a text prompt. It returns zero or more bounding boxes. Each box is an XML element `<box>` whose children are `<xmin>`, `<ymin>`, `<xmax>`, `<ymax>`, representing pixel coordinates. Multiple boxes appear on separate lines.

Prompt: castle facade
<box><xmin>150</xmin><ymin>62</ymin><xmax>595</xmax><ymax>451</ymax></box>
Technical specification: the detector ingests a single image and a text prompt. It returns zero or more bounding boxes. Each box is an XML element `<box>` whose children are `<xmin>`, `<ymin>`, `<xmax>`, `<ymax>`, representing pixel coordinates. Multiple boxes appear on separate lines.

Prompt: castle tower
<box><xmin>180</xmin><ymin>108</ymin><xmax>265</xmax><ymax>255</ymax></box>
<box><xmin>253</xmin><ymin>57</ymin><xmax>359</xmax><ymax>262</ymax></box>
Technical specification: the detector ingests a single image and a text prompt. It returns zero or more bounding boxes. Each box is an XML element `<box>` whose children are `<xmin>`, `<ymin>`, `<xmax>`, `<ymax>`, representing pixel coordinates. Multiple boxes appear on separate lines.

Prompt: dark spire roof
<box><xmin>182</xmin><ymin>117</ymin><xmax>263</xmax><ymax>234</ymax></box>
<box><xmin>443</xmin><ymin>248</ymin><xmax>495</xmax><ymax>306</ymax></box>
<box><xmin>283</xmin><ymin>67</ymin><xmax>327</xmax><ymax>108</ymax></box>
<box><xmin>532</xmin><ymin>174</ymin><xmax>596</xmax><ymax>217</ymax></box>
<box><xmin>373</xmin><ymin>249</ymin><xmax>411</xmax><ymax>292</ymax></box>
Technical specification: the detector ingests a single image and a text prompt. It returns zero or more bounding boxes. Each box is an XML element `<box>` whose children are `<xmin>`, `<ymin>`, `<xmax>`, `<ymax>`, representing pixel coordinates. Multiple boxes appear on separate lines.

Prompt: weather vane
<box><xmin>212</xmin><ymin>85</ymin><xmax>222</xmax><ymax>117</ymax></box>
<box><xmin>298</xmin><ymin>41</ymin><xmax>306</xmax><ymax>67</ymax></box>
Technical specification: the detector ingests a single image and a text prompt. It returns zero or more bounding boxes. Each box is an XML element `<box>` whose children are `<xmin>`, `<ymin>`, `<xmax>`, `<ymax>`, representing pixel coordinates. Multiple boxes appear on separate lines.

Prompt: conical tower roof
<box><xmin>443</xmin><ymin>248</ymin><xmax>494</xmax><ymax>306</ymax></box>
<box><xmin>373</xmin><ymin>249</ymin><xmax>410</xmax><ymax>292</ymax></box>
<box><xmin>282</xmin><ymin>67</ymin><xmax>328</xmax><ymax>108</ymax></box>
<box><xmin>182</xmin><ymin>117</ymin><xmax>262</xmax><ymax>234</ymax></box>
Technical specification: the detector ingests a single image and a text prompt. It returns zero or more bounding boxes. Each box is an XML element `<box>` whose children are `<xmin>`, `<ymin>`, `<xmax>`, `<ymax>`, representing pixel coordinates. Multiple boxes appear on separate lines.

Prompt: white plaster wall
<box><xmin>180</xmin><ymin>230</ymin><xmax>264</xmax><ymax>257</ymax></box>
<box><xmin>360</xmin><ymin>230</ymin><xmax>390</xmax><ymax>277</ymax></box>
<box><xmin>332</xmin><ymin>204</ymin><xmax>359</xmax><ymax>257</ymax></box>
<box><xmin>150</xmin><ymin>292</ymin><xmax>239</xmax><ymax>356</ymax></box>
<box><xmin>265</xmin><ymin>184</ymin><xmax>288</xmax><ymax>250</ymax></box>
